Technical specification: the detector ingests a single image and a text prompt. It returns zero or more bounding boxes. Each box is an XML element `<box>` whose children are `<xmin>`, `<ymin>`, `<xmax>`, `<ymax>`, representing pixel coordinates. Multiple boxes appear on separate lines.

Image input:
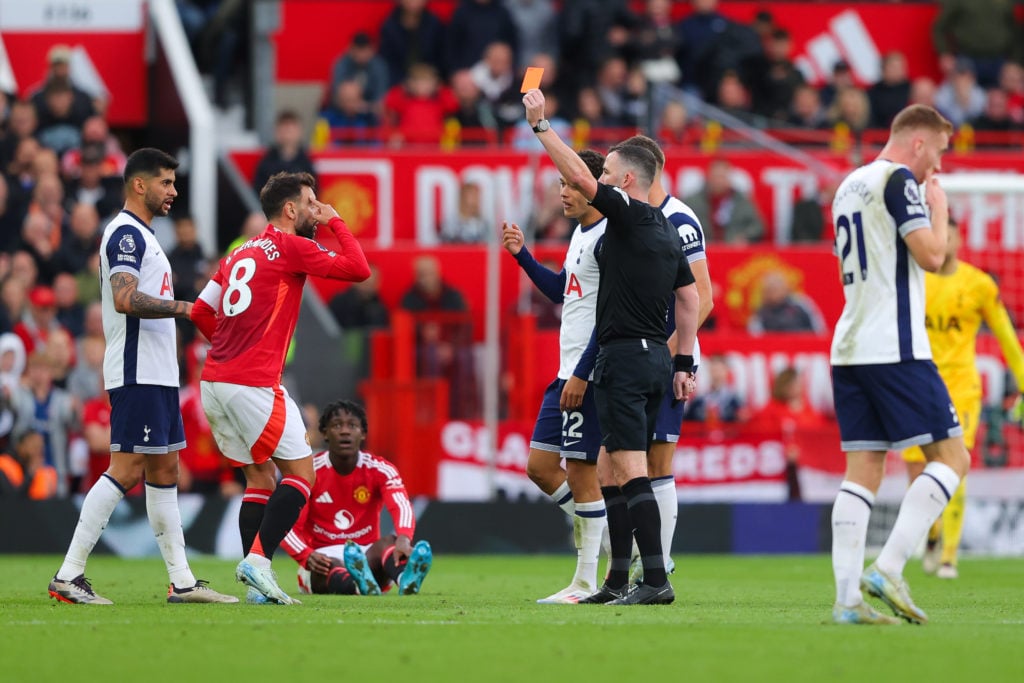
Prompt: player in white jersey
<box><xmin>49</xmin><ymin>148</ymin><xmax>236</xmax><ymax>605</ymax></box>
<box><xmin>619</xmin><ymin>135</ymin><xmax>714</xmax><ymax>577</ymax></box>
<box><xmin>828</xmin><ymin>105</ymin><xmax>969</xmax><ymax>625</ymax></box>
<box><xmin>501</xmin><ymin>149</ymin><xmax>608</xmax><ymax>604</ymax></box>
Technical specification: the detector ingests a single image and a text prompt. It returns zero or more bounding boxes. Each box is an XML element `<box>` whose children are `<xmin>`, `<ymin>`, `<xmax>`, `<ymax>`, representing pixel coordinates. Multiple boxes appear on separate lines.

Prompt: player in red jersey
<box><xmin>191</xmin><ymin>172</ymin><xmax>371</xmax><ymax>605</ymax></box>
<box><xmin>281</xmin><ymin>400</ymin><xmax>433</xmax><ymax>596</ymax></box>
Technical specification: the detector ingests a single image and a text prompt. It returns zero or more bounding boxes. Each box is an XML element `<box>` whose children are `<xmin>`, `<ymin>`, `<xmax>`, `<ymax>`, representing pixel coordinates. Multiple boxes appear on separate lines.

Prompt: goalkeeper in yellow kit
<box><xmin>902</xmin><ymin>217</ymin><xmax>1024</xmax><ymax>578</ymax></box>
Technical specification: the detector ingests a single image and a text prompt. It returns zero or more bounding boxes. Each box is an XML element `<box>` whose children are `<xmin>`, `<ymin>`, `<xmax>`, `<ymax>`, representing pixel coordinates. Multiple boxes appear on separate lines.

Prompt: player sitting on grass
<box><xmin>279</xmin><ymin>400</ymin><xmax>432</xmax><ymax>598</ymax></box>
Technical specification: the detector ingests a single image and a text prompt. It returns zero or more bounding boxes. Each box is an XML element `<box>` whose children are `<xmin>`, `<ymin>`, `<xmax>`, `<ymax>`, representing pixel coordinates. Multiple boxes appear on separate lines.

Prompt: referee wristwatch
<box><xmin>532</xmin><ymin>119</ymin><xmax>550</xmax><ymax>133</ymax></box>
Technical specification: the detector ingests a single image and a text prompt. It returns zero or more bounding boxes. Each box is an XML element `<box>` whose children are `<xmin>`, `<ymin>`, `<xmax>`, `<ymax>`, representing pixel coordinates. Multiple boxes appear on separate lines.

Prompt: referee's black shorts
<box><xmin>592</xmin><ymin>338</ymin><xmax>671</xmax><ymax>454</ymax></box>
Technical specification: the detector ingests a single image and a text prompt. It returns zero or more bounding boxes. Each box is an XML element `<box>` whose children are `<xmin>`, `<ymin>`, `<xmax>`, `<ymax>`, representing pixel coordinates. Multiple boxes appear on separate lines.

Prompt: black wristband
<box><xmin>673</xmin><ymin>354</ymin><xmax>695</xmax><ymax>373</ymax></box>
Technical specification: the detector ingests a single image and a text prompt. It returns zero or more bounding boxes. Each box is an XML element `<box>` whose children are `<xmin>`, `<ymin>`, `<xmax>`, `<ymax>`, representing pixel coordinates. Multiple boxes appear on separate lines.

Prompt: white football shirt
<box><xmin>558</xmin><ymin>217</ymin><xmax>606</xmax><ymax>379</ymax></box>
<box><xmin>830</xmin><ymin>160</ymin><xmax>933</xmax><ymax>365</ymax></box>
<box><xmin>100</xmin><ymin>210</ymin><xmax>180</xmax><ymax>388</ymax></box>
<box><xmin>662</xmin><ymin>194</ymin><xmax>706</xmax><ymax>365</ymax></box>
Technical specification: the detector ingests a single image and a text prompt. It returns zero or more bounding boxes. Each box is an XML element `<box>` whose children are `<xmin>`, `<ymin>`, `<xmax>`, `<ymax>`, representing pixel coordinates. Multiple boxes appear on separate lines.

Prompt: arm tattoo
<box><xmin>110</xmin><ymin>272</ymin><xmax>190</xmax><ymax>319</ymax></box>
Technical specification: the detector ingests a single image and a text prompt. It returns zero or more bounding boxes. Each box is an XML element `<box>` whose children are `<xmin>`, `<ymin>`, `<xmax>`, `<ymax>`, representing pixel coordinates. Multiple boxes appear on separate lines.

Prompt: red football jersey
<box><xmin>282</xmin><ymin>451</ymin><xmax>415</xmax><ymax>566</ymax></box>
<box><xmin>197</xmin><ymin>218</ymin><xmax>369</xmax><ymax>386</ymax></box>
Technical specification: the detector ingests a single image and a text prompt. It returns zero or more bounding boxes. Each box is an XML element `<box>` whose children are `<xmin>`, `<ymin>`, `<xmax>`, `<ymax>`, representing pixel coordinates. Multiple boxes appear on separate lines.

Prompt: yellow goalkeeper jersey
<box><xmin>923</xmin><ymin>261</ymin><xmax>1024</xmax><ymax>402</ymax></box>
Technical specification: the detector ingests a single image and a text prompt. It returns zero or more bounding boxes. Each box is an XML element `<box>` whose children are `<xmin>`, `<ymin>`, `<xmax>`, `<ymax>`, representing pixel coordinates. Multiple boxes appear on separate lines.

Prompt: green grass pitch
<box><xmin>1</xmin><ymin>554</ymin><xmax>1021</xmax><ymax>682</ymax></box>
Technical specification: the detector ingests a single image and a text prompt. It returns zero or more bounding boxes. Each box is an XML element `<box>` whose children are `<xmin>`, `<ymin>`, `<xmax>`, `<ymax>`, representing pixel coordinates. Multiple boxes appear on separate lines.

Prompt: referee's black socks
<box><xmin>601</xmin><ymin>485</ymin><xmax>632</xmax><ymax>589</ymax></box>
<box><xmin>622</xmin><ymin>477</ymin><xmax>667</xmax><ymax>587</ymax></box>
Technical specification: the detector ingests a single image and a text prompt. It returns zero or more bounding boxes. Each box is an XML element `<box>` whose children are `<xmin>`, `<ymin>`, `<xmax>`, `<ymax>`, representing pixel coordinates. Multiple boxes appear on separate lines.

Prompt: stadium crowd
<box><xmin>2</xmin><ymin>0</ymin><xmax>1024</xmax><ymax>501</ymax></box>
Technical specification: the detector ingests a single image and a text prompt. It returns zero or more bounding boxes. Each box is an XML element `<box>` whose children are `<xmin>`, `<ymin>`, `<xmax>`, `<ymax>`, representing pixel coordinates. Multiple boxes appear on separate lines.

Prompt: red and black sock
<box><xmin>251</xmin><ymin>476</ymin><xmax>310</xmax><ymax>560</ymax></box>
<box><xmin>325</xmin><ymin>566</ymin><xmax>357</xmax><ymax>595</ymax></box>
<box><xmin>382</xmin><ymin>545</ymin><xmax>407</xmax><ymax>584</ymax></box>
<box><xmin>239</xmin><ymin>488</ymin><xmax>271</xmax><ymax>556</ymax></box>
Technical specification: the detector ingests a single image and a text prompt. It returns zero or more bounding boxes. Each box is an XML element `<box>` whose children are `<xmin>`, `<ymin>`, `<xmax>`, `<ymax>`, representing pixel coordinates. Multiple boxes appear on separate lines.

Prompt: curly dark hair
<box><xmin>318</xmin><ymin>399</ymin><xmax>368</xmax><ymax>435</ymax></box>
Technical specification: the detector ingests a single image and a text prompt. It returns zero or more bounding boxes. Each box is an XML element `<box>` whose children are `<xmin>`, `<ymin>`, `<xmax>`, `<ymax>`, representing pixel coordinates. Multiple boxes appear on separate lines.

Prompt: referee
<box><xmin>524</xmin><ymin>88</ymin><xmax>700</xmax><ymax>605</ymax></box>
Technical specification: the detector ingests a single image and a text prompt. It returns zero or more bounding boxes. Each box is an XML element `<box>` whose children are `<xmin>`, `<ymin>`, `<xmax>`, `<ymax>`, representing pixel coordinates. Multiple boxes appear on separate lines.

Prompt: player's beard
<box><xmin>145</xmin><ymin>189</ymin><xmax>171</xmax><ymax>217</ymax></box>
<box><xmin>295</xmin><ymin>214</ymin><xmax>317</xmax><ymax>239</ymax></box>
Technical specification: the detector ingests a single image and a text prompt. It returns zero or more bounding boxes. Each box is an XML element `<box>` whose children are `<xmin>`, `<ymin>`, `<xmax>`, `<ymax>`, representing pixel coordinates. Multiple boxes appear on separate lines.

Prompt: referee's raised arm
<box><xmin>522</xmin><ymin>88</ymin><xmax>598</xmax><ymax>200</ymax></box>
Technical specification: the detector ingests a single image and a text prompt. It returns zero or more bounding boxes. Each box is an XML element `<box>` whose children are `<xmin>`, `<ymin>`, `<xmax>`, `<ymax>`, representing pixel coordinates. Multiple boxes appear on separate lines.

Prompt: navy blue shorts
<box><xmin>652</xmin><ymin>387</ymin><xmax>685</xmax><ymax>443</ymax></box>
<box><xmin>108</xmin><ymin>385</ymin><xmax>186</xmax><ymax>455</ymax></box>
<box><xmin>831</xmin><ymin>361</ymin><xmax>963</xmax><ymax>452</ymax></box>
<box><xmin>529</xmin><ymin>378</ymin><xmax>602</xmax><ymax>463</ymax></box>
<box><xmin>593</xmin><ymin>339</ymin><xmax>671</xmax><ymax>453</ymax></box>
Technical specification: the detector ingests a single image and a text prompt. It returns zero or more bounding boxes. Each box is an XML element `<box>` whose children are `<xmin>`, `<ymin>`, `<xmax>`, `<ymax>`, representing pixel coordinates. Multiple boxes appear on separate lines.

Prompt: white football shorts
<box><xmin>201</xmin><ymin>381</ymin><xmax>311</xmax><ymax>465</ymax></box>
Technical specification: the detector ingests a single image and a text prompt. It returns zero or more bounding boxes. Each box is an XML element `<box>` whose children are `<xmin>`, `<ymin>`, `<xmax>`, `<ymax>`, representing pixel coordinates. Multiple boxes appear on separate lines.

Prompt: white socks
<box><xmin>651</xmin><ymin>476</ymin><xmax>678</xmax><ymax>566</ymax></box>
<box><xmin>57</xmin><ymin>474</ymin><xmax>125</xmax><ymax>580</ymax></box>
<box><xmin>146</xmin><ymin>483</ymin><xmax>196</xmax><ymax>588</ymax></box>
<box><xmin>831</xmin><ymin>480</ymin><xmax>874</xmax><ymax>606</ymax></box>
<box><xmin>571</xmin><ymin>500</ymin><xmax>607</xmax><ymax>590</ymax></box>
<box><xmin>876</xmin><ymin>461</ymin><xmax>960</xmax><ymax>577</ymax></box>
<box><xmin>550</xmin><ymin>481</ymin><xmax>575</xmax><ymax>517</ymax></box>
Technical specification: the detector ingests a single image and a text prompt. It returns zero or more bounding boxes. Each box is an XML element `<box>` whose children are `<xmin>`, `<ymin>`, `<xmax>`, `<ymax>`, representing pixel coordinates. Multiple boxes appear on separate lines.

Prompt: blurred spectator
<box><xmin>998</xmin><ymin>61</ymin><xmax>1024</xmax><ymax>125</ymax></box>
<box><xmin>909</xmin><ymin>76</ymin><xmax>939</xmax><ymax>108</ymax></box>
<box><xmin>868</xmin><ymin>51</ymin><xmax>911</xmax><ymax>129</ymax></box>
<box><xmin>0</xmin><ymin>429</ymin><xmax>58</xmax><ymax>499</ymax></box>
<box><xmin>0</xmin><ymin>99</ymin><xmax>37</xmax><ymax>170</ymax></box>
<box><xmin>819</xmin><ymin>60</ymin><xmax>855</xmax><ymax>109</ymax></box>
<box><xmin>446</xmin><ymin>0</ymin><xmax>518</xmax><ymax>73</ymax></box>
<box><xmin>0</xmin><ymin>174</ymin><xmax>18</xmax><ymax>252</ymax></box>
<box><xmin>439</xmin><ymin>181</ymin><xmax>490</xmax><ymax>243</ymax></box>
<box><xmin>972</xmin><ymin>88</ymin><xmax>1018</xmax><ymax>131</ymax></box>
<box><xmin>746</xmin><ymin>27</ymin><xmax>804</xmax><ymax>123</ymax></box>
<box><xmin>328</xmin><ymin>264</ymin><xmax>390</xmax><ymax>330</ymax></box>
<box><xmin>748</xmin><ymin>366</ymin><xmax>824</xmax><ymax>500</ymax></box>
<box><xmin>714</xmin><ymin>70</ymin><xmax>759</xmax><ymax>127</ymax></box>
<box><xmin>510</xmin><ymin>90</ymin><xmax>570</xmax><ymax>150</ymax></box>
<box><xmin>505</xmin><ymin>0</ymin><xmax>559</xmax><ymax>67</ymax></box>
<box><xmin>657</xmin><ymin>99</ymin><xmax>701</xmax><ymax>145</ymax></box>
<box><xmin>60</xmin><ymin>115</ymin><xmax>127</xmax><ymax>179</ymax></box>
<box><xmin>400</xmin><ymin>255</ymin><xmax>474</xmax><ymax>418</ymax></box>
<box><xmin>11</xmin><ymin>350</ymin><xmax>79</xmax><ymax>497</ymax></box>
<box><xmin>168</xmin><ymin>215</ymin><xmax>209</xmax><ymax>303</ymax></box>
<box><xmin>559</xmin><ymin>0</ymin><xmax>636</xmax><ymax>98</ymax></box>
<box><xmin>786</xmin><ymin>83</ymin><xmax>828</xmax><ymax>130</ymax></box>
<box><xmin>67</xmin><ymin>333</ymin><xmax>104</xmax><ymax>404</ymax></box>
<box><xmin>34</xmin><ymin>82</ymin><xmax>87</xmax><ymax>156</ymax></box>
<box><xmin>9</xmin><ymin>250</ymin><xmax>39</xmax><ymax>290</ymax></box>
<box><xmin>73</xmin><ymin>252</ymin><xmax>101</xmax><ymax>306</ymax></box>
<box><xmin>683</xmin><ymin>355</ymin><xmax>746</xmax><ymax>423</ymax></box>
<box><xmin>828</xmin><ymin>87</ymin><xmax>872</xmax><ymax>134</ymax></box>
<box><xmin>225</xmin><ymin>210</ymin><xmax>267</xmax><ymax>253</ymax></box>
<box><xmin>530</xmin><ymin>178</ymin><xmax>572</xmax><ymax>243</ymax></box>
<box><xmin>28</xmin><ymin>45</ymin><xmax>98</xmax><ymax>124</ymax></box>
<box><xmin>52</xmin><ymin>273</ymin><xmax>84</xmax><ymax>337</ymax></box>
<box><xmin>0</xmin><ymin>332</ymin><xmax>25</xmax><ymax>450</ymax></box>
<box><xmin>78</xmin><ymin>372</ymin><xmax>119</xmax><ymax>494</ymax></box>
<box><xmin>685</xmin><ymin>157</ymin><xmax>765</xmax><ymax>244</ymax></box>
<box><xmin>675</xmin><ymin>0</ymin><xmax>762</xmax><ymax>102</ymax></box>
<box><xmin>56</xmin><ymin>203</ymin><xmax>100</xmax><ymax>275</ymax></box>
<box><xmin>932</xmin><ymin>0</ymin><xmax>1022</xmax><ymax>88</ymax></box>
<box><xmin>789</xmin><ymin>178</ymin><xmax>837</xmax><ymax>244</ymax></box>
<box><xmin>178</xmin><ymin>339</ymin><xmax>241</xmax><ymax>496</ymax></box>
<box><xmin>935</xmin><ymin>58</ymin><xmax>986</xmax><ymax>128</ymax></box>
<box><xmin>13</xmin><ymin>285</ymin><xmax>64</xmax><ymax>356</ymax></box>
<box><xmin>65</xmin><ymin>145</ymin><xmax>122</xmax><ymax>219</ymax></box>
<box><xmin>575</xmin><ymin>86</ymin><xmax>614</xmax><ymax>129</ymax></box>
<box><xmin>193</xmin><ymin>0</ymin><xmax>249</xmax><ymax>109</ymax></box>
<box><xmin>45</xmin><ymin>326</ymin><xmax>76</xmax><ymax>388</ymax></box>
<box><xmin>628</xmin><ymin>0</ymin><xmax>681</xmax><ymax>79</ymax></box>
<box><xmin>329</xmin><ymin>31</ymin><xmax>390</xmax><ymax>115</ymax></box>
<box><xmin>19</xmin><ymin>212</ymin><xmax>61</xmax><ymax>285</ymax></box>
<box><xmin>176</xmin><ymin>0</ymin><xmax>223</xmax><ymax>53</ymax></box>
<box><xmin>378</xmin><ymin>0</ymin><xmax>448</xmax><ymax>87</ymax></box>
<box><xmin>593</xmin><ymin>56</ymin><xmax>633</xmax><ymax>127</ymax></box>
<box><xmin>319</xmin><ymin>80</ymin><xmax>378</xmax><ymax>146</ymax></box>
<box><xmin>748</xmin><ymin>272</ymin><xmax>825</xmax><ymax>334</ymax></box>
<box><xmin>252</xmin><ymin>110</ymin><xmax>317</xmax><ymax>194</ymax></box>
<box><xmin>0</xmin><ymin>274</ymin><xmax>28</xmax><ymax>333</ymax></box>
<box><xmin>449</xmin><ymin>69</ymin><xmax>498</xmax><ymax>143</ymax></box>
<box><xmin>382</xmin><ymin>63</ymin><xmax>458</xmax><ymax>147</ymax></box>
<box><xmin>470</xmin><ymin>42</ymin><xmax>518</xmax><ymax>130</ymax></box>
